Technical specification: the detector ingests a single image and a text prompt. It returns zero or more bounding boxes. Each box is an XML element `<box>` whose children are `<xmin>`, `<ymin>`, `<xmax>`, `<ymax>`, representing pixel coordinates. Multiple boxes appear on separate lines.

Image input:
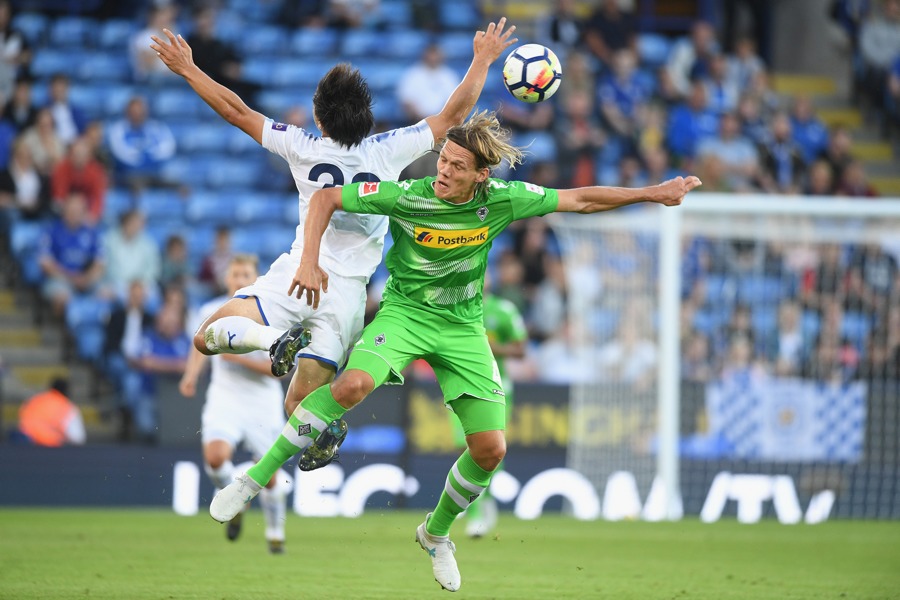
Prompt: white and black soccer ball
<box><xmin>502</xmin><ymin>44</ymin><xmax>562</xmax><ymax>103</ymax></box>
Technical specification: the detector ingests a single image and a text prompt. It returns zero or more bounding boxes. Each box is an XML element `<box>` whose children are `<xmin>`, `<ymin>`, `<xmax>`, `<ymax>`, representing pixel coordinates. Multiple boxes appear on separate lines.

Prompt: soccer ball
<box><xmin>502</xmin><ymin>44</ymin><xmax>562</xmax><ymax>103</ymax></box>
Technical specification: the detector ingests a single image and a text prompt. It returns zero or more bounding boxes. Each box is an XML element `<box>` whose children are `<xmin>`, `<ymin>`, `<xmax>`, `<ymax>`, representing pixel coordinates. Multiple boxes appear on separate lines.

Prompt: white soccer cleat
<box><xmin>466</xmin><ymin>496</ymin><xmax>498</xmax><ymax>539</ymax></box>
<box><xmin>415</xmin><ymin>514</ymin><xmax>461</xmax><ymax>592</ymax></box>
<box><xmin>209</xmin><ymin>473</ymin><xmax>262</xmax><ymax>523</ymax></box>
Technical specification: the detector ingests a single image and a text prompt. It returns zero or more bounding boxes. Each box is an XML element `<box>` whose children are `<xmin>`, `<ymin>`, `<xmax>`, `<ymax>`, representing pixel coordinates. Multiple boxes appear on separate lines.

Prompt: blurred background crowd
<box><xmin>0</xmin><ymin>0</ymin><xmax>898</xmax><ymax>444</ymax></box>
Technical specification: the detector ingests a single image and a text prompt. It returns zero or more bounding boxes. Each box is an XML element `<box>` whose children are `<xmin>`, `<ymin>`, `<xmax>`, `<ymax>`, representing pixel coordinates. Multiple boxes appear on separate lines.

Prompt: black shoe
<box><xmin>298</xmin><ymin>419</ymin><xmax>348</xmax><ymax>471</ymax></box>
<box><xmin>226</xmin><ymin>512</ymin><xmax>243</xmax><ymax>541</ymax></box>
<box><xmin>268</xmin><ymin>540</ymin><xmax>285</xmax><ymax>554</ymax></box>
<box><xmin>269</xmin><ymin>323</ymin><xmax>311</xmax><ymax>377</ymax></box>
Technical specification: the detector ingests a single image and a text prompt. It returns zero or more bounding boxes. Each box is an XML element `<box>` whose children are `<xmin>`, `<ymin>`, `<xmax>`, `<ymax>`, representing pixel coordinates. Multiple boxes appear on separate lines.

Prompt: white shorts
<box><xmin>234</xmin><ymin>252</ymin><xmax>368</xmax><ymax>369</ymax></box>
<box><xmin>201</xmin><ymin>380</ymin><xmax>285</xmax><ymax>457</ymax></box>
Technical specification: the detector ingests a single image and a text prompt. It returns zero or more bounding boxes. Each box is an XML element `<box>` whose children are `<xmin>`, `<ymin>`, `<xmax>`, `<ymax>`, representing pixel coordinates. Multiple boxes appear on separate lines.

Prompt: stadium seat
<box><xmin>439</xmin><ymin>1</ymin><xmax>480</xmax><ymax>30</ymax></box>
<box><xmin>104</xmin><ymin>188</ymin><xmax>136</xmax><ymax>225</ymax></box>
<box><xmin>357</xmin><ymin>60</ymin><xmax>407</xmax><ymax>93</ymax></box>
<box><xmin>438</xmin><ymin>32</ymin><xmax>474</xmax><ymax>61</ymax></box>
<box><xmin>31</xmin><ymin>49</ymin><xmax>73</xmax><ymax>79</ymax></box>
<box><xmin>234</xmin><ymin>194</ymin><xmax>289</xmax><ymax>224</ymax></box>
<box><xmin>801</xmin><ymin>310</ymin><xmax>821</xmax><ymax>339</ymax></box>
<box><xmin>241</xmin><ymin>57</ymin><xmax>277</xmax><ymax>86</ymax></box>
<box><xmin>48</xmin><ymin>16</ymin><xmax>98</xmax><ymax>48</ymax></box>
<box><xmin>186</xmin><ymin>190</ymin><xmax>237</xmax><ymax>225</ymax></box>
<box><xmin>703</xmin><ymin>274</ymin><xmax>736</xmax><ymax>305</ymax></box>
<box><xmin>271</xmin><ymin>60</ymin><xmax>332</xmax><ymax>88</ymax></box>
<box><xmin>137</xmin><ymin>189</ymin><xmax>186</xmax><ymax>222</ymax></box>
<box><xmin>340</xmin><ymin>29</ymin><xmax>381</xmax><ymax>57</ymax></box>
<box><xmin>751</xmin><ymin>306</ymin><xmax>778</xmax><ymax>337</ymax></box>
<box><xmin>637</xmin><ymin>33</ymin><xmax>671</xmax><ymax>69</ymax></box>
<box><xmin>101</xmin><ymin>84</ymin><xmax>136</xmax><ymax>119</ymax></box>
<box><xmin>224</xmin><ymin>126</ymin><xmax>260</xmax><ymax>154</ymax></box>
<box><xmin>74</xmin><ymin>53</ymin><xmax>131</xmax><ymax>83</ymax></box>
<box><xmin>65</xmin><ymin>295</ymin><xmax>112</xmax><ymax>363</ymax></box>
<box><xmin>206</xmin><ymin>159</ymin><xmax>263</xmax><ymax>189</ymax></box>
<box><xmin>12</xmin><ymin>13</ymin><xmax>48</xmax><ymax>45</ymax></box>
<box><xmin>590</xmin><ymin>308</ymin><xmax>621</xmax><ymax>338</ymax></box>
<box><xmin>98</xmin><ymin>19</ymin><xmax>135</xmax><ymax>50</ymax></box>
<box><xmin>841</xmin><ymin>312</ymin><xmax>872</xmax><ymax>347</ymax></box>
<box><xmin>290</xmin><ymin>28</ymin><xmax>339</xmax><ymax>57</ymax></box>
<box><xmin>153</xmin><ymin>89</ymin><xmax>207</xmax><ymax>118</ymax></box>
<box><xmin>243</xmin><ymin>25</ymin><xmax>289</xmax><ymax>56</ymax></box>
<box><xmin>175</xmin><ymin>124</ymin><xmax>230</xmax><ymax>154</ymax></box>
<box><xmin>145</xmin><ymin>219</ymin><xmax>186</xmax><ymax>248</ymax></box>
<box><xmin>516</xmin><ymin>132</ymin><xmax>557</xmax><ymax>163</ymax></box>
<box><xmin>379</xmin><ymin>30</ymin><xmax>430</xmax><ymax>60</ymax></box>
<box><xmin>371</xmin><ymin>96</ymin><xmax>404</xmax><ymax>124</ymax></box>
<box><xmin>736</xmin><ymin>275</ymin><xmax>785</xmax><ymax>305</ymax></box>
<box><xmin>10</xmin><ymin>221</ymin><xmax>46</xmax><ymax>286</ymax></box>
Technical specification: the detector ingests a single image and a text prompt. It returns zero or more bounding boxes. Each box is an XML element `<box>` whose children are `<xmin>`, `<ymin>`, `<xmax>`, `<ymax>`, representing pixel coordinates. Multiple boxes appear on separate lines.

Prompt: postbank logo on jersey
<box><xmin>414</xmin><ymin>226</ymin><xmax>489</xmax><ymax>249</ymax></box>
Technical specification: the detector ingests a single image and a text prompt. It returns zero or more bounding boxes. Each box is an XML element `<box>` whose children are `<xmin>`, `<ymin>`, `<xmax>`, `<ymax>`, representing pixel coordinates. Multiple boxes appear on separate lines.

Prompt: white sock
<box><xmin>205</xmin><ymin>460</ymin><xmax>235</xmax><ymax>490</ymax></box>
<box><xmin>259</xmin><ymin>486</ymin><xmax>287</xmax><ymax>542</ymax></box>
<box><xmin>206</xmin><ymin>316</ymin><xmax>281</xmax><ymax>354</ymax></box>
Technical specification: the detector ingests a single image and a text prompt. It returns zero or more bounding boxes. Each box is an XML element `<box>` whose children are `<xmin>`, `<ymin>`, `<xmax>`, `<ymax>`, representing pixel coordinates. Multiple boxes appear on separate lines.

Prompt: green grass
<box><xmin>0</xmin><ymin>509</ymin><xmax>898</xmax><ymax>599</ymax></box>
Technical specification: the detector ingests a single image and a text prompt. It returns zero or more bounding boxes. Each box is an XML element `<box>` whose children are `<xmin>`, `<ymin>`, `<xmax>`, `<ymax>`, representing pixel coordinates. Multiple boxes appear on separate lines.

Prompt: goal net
<box><xmin>550</xmin><ymin>194</ymin><xmax>900</xmax><ymax>521</ymax></box>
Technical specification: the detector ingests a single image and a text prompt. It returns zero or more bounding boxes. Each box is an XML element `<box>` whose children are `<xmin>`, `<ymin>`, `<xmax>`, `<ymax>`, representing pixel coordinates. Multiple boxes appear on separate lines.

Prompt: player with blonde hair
<box><xmin>212</xmin><ymin>111</ymin><xmax>702</xmax><ymax>591</ymax></box>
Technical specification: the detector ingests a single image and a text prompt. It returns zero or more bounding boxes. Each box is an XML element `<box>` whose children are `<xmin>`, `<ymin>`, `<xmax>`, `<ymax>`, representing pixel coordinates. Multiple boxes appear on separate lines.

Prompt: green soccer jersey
<box><xmin>341</xmin><ymin>177</ymin><xmax>559</xmax><ymax>323</ymax></box>
<box><xmin>483</xmin><ymin>294</ymin><xmax>527</xmax><ymax>383</ymax></box>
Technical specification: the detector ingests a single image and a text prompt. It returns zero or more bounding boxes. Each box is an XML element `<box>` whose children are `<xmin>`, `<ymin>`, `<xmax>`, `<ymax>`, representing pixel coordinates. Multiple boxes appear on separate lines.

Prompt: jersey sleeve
<box><xmin>341</xmin><ymin>180</ymin><xmax>407</xmax><ymax>216</ymax></box>
<box><xmin>507</xmin><ymin>180</ymin><xmax>560</xmax><ymax>220</ymax></box>
<box><xmin>260</xmin><ymin>117</ymin><xmax>314</xmax><ymax>162</ymax></box>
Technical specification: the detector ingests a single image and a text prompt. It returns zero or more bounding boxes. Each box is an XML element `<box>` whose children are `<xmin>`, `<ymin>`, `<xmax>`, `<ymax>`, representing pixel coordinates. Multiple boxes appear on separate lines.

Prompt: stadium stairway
<box><xmin>0</xmin><ymin>283</ymin><xmax>119</xmax><ymax>443</ymax></box>
<box><xmin>772</xmin><ymin>73</ymin><xmax>900</xmax><ymax>196</ymax></box>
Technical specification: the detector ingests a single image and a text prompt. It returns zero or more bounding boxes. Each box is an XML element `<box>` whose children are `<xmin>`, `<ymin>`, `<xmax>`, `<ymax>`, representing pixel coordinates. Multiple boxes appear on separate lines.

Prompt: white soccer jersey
<box><xmin>192</xmin><ymin>296</ymin><xmax>284</xmax><ymax>398</ymax></box>
<box><xmin>261</xmin><ymin>118</ymin><xmax>434</xmax><ymax>280</ymax></box>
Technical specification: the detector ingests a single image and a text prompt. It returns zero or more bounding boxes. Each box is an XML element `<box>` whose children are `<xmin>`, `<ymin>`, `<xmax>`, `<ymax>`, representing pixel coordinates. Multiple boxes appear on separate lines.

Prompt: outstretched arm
<box><xmin>150</xmin><ymin>29</ymin><xmax>265</xmax><ymax>144</ymax></box>
<box><xmin>288</xmin><ymin>187</ymin><xmax>343</xmax><ymax>308</ymax></box>
<box><xmin>179</xmin><ymin>347</ymin><xmax>208</xmax><ymax>397</ymax></box>
<box><xmin>425</xmin><ymin>17</ymin><xmax>518</xmax><ymax>140</ymax></box>
<box><xmin>556</xmin><ymin>176</ymin><xmax>702</xmax><ymax>214</ymax></box>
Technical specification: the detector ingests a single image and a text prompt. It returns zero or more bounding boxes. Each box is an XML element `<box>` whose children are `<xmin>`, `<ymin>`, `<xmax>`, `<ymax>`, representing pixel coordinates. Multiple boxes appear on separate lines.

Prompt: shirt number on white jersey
<box><xmin>309</xmin><ymin>163</ymin><xmax>380</xmax><ymax>188</ymax></box>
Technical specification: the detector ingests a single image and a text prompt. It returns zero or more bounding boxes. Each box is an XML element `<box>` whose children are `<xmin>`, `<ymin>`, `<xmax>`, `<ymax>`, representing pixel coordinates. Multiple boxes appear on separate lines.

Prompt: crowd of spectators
<box><xmin>0</xmin><ymin>1</ymin><xmax>898</xmax><ymax>444</ymax></box>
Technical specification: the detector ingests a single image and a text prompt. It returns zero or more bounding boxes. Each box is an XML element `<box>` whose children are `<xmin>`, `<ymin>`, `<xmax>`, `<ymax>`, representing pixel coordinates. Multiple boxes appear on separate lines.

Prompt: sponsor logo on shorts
<box><xmin>413</xmin><ymin>226</ymin><xmax>489</xmax><ymax>249</ymax></box>
<box><xmin>298</xmin><ymin>423</ymin><xmax>312</xmax><ymax>436</ymax></box>
<box><xmin>271</xmin><ymin>121</ymin><xmax>288</xmax><ymax>131</ymax></box>
<box><xmin>374</xmin><ymin>333</ymin><xmax>386</xmax><ymax>346</ymax></box>
<box><xmin>476</xmin><ymin>206</ymin><xmax>488</xmax><ymax>221</ymax></box>
<box><xmin>359</xmin><ymin>181</ymin><xmax>380</xmax><ymax>197</ymax></box>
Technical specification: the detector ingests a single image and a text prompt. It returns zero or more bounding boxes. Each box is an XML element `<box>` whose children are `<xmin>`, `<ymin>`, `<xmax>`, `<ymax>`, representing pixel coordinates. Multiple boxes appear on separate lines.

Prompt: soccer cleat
<box><xmin>298</xmin><ymin>419</ymin><xmax>348</xmax><ymax>471</ymax></box>
<box><xmin>415</xmin><ymin>513</ymin><xmax>461</xmax><ymax>592</ymax></box>
<box><xmin>465</xmin><ymin>496</ymin><xmax>498</xmax><ymax>539</ymax></box>
<box><xmin>226</xmin><ymin>512</ymin><xmax>243</xmax><ymax>541</ymax></box>
<box><xmin>269</xmin><ymin>323</ymin><xmax>312</xmax><ymax>377</ymax></box>
<box><xmin>268</xmin><ymin>540</ymin><xmax>285</xmax><ymax>554</ymax></box>
<box><xmin>210</xmin><ymin>473</ymin><xmax>262</xmax><ymax>523</ymax></box>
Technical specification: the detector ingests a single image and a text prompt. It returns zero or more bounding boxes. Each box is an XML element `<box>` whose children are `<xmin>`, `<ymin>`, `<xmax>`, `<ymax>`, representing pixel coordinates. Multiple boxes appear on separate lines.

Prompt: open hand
<box><xmin>150</xmin><ymin>28</ymin><xmax>195</xmax><ymax>77</ymax></box>
<box><xmin>473</xmin><ymin>17</ymin><xmax>518</xmax><ymax>64</ymax></box>
<box><xmin>288</xmin><ymin>261</ymin><xmax>329</xmax><ymax>309</ymax></box>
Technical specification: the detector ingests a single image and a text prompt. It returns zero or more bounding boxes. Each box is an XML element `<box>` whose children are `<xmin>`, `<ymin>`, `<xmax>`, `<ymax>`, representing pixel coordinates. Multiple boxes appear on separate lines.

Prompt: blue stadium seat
<box><xmin>153</xmin><ymin>88</ymin><xmax>207</xmax><ymax>118</ymax></box>
<box><xmin>438</xmin><ymin>32</ymin><xmax>474</xmax><ymax>61</ymax></box>
<box><xmin>101</xmin><ymin>84</ymin><xmax>136</xmax><ymax>119</ymax></box>
<box><xmin>290</xmin><ymin>28</ymin><xmax>339</xmax><ymax>57</ymax></box>
<box><xmin>74</xmin><ymin>53</ymin><xmax>131</xmax><ymax>83</ymax></box>
<box><xmin>340</xmin><ymin>29</ymin><xmax>381</xmax><ymax>57</ymax></box>
<box><xmin>516</xmin><ymin>132</ymin><xmax>557</xmax><ymax>163</ymax></box>
<box><xmin>10</xmin><ymin>221</ymin><xmax>46</xmax><ymax>286</ymax></box>
<box><xmin>49</xmin><ymin>16</ymin><xmax>98</xmax><ymax>48</ymax></box>
<box><xmin>841</xmin><ymin>312</ymin><xmax>872</xmax><ymax>347</ymax></box>
<box><xmin>801</xmin><ymin>310</ymin><xmax>821</xmax><ymax>339</ymax></box>
<box><xmin>357</xmin><ymin>60</ymin><xmax>407</xmax><ymax>93</ymax></box>
<box><xmin>206</xmin><ymin>158</ymin><xmax>263</xmax><ymax>188</ymax></box>
<box><xmin>235</xmin><ymin>194</ymin><xmax>288</xmax><ymax>223</ymax></box>
<box><xmin>175</xmin><ymin>123</ymin><xmax>230</xmax><ymax>154</ymax></box>
<box><xmin>104</xmin><ymin>187</ymin><xmax>136</xmax><ymax>225</ymax></box>
<box><xmin>637</xmin><ymin>33</ymin><xmax>671</xmax><ymax>69</ymax></box>
<box><xmin>379</xmin><ymin>30</ymin><xmax>430</xmax><ymax>60</ymax></box>
<box><xmin>590</xmin><ymin>308</ymin><xmax>621</xmax><ymax>338</ymax></box>
<box><xmin>12</xmin><ymin>13</ymin><xmax>48</xmax><ymax>45</ymax></box>
<box><xmin>31</xmin><ymin>49</ymin><xmax>73</xmax><ymax>79</ymax></box>
<box><xmin>224</xmin><ymin>126</ymin><xmax>260</xmax><ymax>154</ymax></box>
<box><xmin>186</xmin><ymin>190</ymin><xmax>237</xmax><ymax>225</ymax></box>
<box><xmin>241</xmin><ymin>56</ymin><xmax>277</xmax><ymax>86</ymax></box>
<box><xmin>243</xmin><ymin>25</ymin><xmax>289</xmax><ymax>56</ymax></box>
<box><xmin>271</xmin><ymin>60</ymin><xmax>332</xmax><ymax>88</ymax></box>
<box><xmin>736</xmin><ymin>275</ymin><xmax>785</xmax><ymax>305</ymax></box>
<box><xmin>67</xmin><ymin>85</ymin><xmax>111</xmax><ymax>121</ymax></box>
<box><xmin>751</xmin><ymin>306</ymin><xmax>778</xmax><ymax>337</ymax></box>
<box><xmin>145</xmin><ymin>219</ymin><xmax>186</xmax><ymax>247</ymax></box>
<box><xmin>65</xmin><ymin>295</ymin><xmax>112</xmax><ymax>363</ymax></box>
<box><xmin>98</xmin><ymin>19</ymin><xmax>135</xmax><ymax>50</ymax></box>
<box><xmin>439</xmin><ymin>1</ymin><xmax>481</xmax><ymax>30</ymax></box>
<box><xmin>371</xmin><ymin>96</ymin><xmax>404</xmax><ymax>124</ymax></box>
<box><xmin>380</xmin><ymin>0</ymin><xmax>413</xmax><ymax>29</ymax></box>
<box><xmin>137</xmin><ymin>189</ymin><xmax>186</xmax><ymax>222</ymax></box>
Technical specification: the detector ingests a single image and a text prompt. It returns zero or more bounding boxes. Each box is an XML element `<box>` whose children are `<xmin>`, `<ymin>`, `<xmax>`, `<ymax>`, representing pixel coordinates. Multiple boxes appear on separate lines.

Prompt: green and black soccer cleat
<box><xmin>269</xmin><ymin>323</ymin><xmax>311</xmax><ymax>377</ymax></box>
<box><xmin>298</xmin><ymin>419</ymin><xmax>348</xmax><ymax>471</ymax></box>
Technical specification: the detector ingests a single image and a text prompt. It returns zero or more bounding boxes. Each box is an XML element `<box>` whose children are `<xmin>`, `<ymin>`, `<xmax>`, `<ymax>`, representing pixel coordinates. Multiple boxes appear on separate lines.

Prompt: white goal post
<box><xmin>550</xmin><ymin>194</ymin><xmax>900</xmax><ymax>521</ymax></box>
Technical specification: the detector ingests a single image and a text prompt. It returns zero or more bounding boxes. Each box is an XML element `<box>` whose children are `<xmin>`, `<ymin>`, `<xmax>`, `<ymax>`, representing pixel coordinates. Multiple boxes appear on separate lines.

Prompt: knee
<box><xmin>330</xmin><ymin>370</ymin><xmax>374</xmax><ymax>410</ymax></box>
<box><xmin>469</xmin><ymin>436</ymin><xmax>507</xmax><ymax>472</ymax></box>
<box><xmin>204</xmin><ymin>448</ymin><xmax>230</xmax><ymax>469</ymax></box>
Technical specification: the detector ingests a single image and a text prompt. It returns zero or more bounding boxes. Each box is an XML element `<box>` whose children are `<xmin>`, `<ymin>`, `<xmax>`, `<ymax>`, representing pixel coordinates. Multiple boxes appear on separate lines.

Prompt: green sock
<box><xmin>246</xmin><ymin>384</ymin><xmax>347</xmax><ymax>487</ymax></box>
<box><xmin>426</xmin><ymin>450</ymin><xmax>494</xmax><ymax>537</ymax></box>
<box><xmin>466</xmin><ymin>459</ymin><xmax>501</xmax><ymax>520</ymax></box>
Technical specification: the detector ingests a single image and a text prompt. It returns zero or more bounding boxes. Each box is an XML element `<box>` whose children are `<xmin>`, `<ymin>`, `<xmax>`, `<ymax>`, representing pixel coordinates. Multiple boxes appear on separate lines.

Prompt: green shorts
<box><xmin>345</xmin><ymin>301</ymin><xmax>506</xmax><ymax>435</ymax></box>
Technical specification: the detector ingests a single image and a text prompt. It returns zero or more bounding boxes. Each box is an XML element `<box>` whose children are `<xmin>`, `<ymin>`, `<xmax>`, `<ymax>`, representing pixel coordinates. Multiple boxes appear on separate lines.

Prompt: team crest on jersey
<box><xmin>374</xmin><ymin>333</ymin><xmax>386</xmax><ymax>346</ymax></box>
<box><xmin>271</xmin><ymin>121</ymin><xmax>288</xmax><ymax>131</ymax></box>
<box><xmin>476</xmin><ymin>206</ymin><xmax>489</xmax><ymax>221</ymax></box>
<box><xmin>360</xmin><ymin>181</ymin><xmax>380</xmax><ymax>197</ymax></box>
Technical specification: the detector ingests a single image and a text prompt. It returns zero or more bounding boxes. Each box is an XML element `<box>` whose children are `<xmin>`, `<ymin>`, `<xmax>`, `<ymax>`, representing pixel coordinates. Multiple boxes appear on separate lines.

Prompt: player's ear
<box><xmin>475</xmin><ymin>168</ymin><xmax>490</xmax><ymax>184</ymax></box>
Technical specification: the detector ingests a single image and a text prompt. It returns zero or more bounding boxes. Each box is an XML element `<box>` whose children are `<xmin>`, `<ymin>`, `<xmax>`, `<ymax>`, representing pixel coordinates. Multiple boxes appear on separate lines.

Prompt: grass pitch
<box><xmin>0</xmin><ymin>509</ymin><xmax>897</xmax><ymax>599</ymax></box>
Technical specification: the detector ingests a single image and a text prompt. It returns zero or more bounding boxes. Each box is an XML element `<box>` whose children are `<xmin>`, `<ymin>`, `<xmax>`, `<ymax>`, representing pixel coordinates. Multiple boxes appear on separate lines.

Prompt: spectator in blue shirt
<box><xmin>696</xmin><ymin>112</ymin><xmax>759</xmax><ymax>191</ymax></box>
<box><xmin>38</xmin><ymin>192</ymin><xmax>104</xmax><ymax>316</ymax></box>
<box><xmin>666</xmin><ymin>81</ymin><xmax>720</xmax><ymax>161</ymax></box>
<box><xmin>701</xmin><ymin>54</ymin><xmax>740</xmax><ymax>115</ymax></box>
<box><xmin>129</xmin><ymin>301</ymin><xmax>190</xmax><ymax>444</ymax></box>
<box><xmin>107</xmin><ymin>96</ymin><xmax>176</xmax><ymax>191</ymax></box>
<box><xmin>789</xmin><ymin>95</ymin><xmax>829</xmax><ymax>163</ymax></box>
<box><xmin>597</xmin><ymin>49</ymin><xmax>650</xmax><ymax>140</ymax></box>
